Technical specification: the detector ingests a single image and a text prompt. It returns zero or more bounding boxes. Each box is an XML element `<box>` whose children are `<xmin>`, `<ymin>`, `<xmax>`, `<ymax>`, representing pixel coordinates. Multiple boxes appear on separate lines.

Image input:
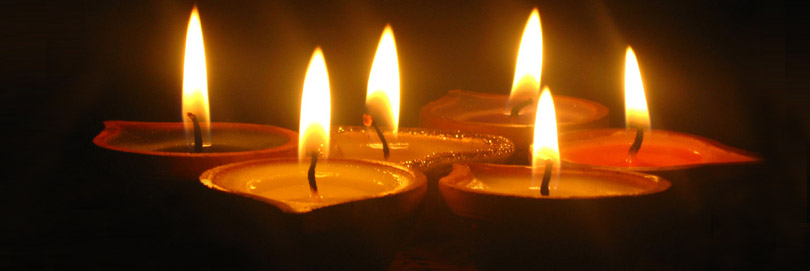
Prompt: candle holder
<box><xmin>198</xmin><ymin>157</ymin><xmax>427</xmax><ymax>269</ymax></box>
<box><xmin>419</xmin><ymin>90</ymin><xmax>609</xmax><ymax>164</ymax></box>
<box><xmin>558</xmin><ymin>128</ymin><xmax>764</xmax><ymax>263</ymax></box>
<box><xmin>559</xmin><ymin>128</ymin><xmax>760</xmax><ymax>171</ymax></box>
<box><xmin>439</xmin><ymin>162</ymin><xmax>672</xmax><ymax>269</ymax></box>
<box><xmin>93</xmin><ymin>120</ymin><xmax>298</xmax><ymax>180</ymax></box>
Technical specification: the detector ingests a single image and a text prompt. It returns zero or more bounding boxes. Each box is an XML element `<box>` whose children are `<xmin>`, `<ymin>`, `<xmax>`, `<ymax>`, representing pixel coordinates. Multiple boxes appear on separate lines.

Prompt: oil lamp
<box><xmin>199</xmin><ymin>48</ymin><xmax>427</xmax><ymax>269</ymax></box>
<box><xmin>93</xmin><ymin>7</ymin><xmax>297</xmax><ymax>180</ymax></box>
<box><xmin>419</xmin><ymin>8</ymin><xmax>609</xmax><ymax>164</ymax></box>
<box><xmin>439</xmin><ymin>88</ymin><xmax>671</xmax><ymax>269</ymax></box>
<box><xmin>330</xmin><ymin>25</ymin><xmax>514</xmax><ymax>179</ymax></box>
<box><xmin>559</xmin><ymin>47</ymin><xmax>759</xmax><ymax>171</ymax></box>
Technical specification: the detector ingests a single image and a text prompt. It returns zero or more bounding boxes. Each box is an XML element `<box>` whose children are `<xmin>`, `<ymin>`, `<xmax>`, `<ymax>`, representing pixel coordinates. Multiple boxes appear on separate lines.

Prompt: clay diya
<box><xmin>331</xmin><ymin>25</ymin><xmax>514</xmax><ymax>179</ymax></box>
<box><xmin>439</xmin><ymin>89</ymin><xmax>672</xmax><ymax>269</ymax></box>
<box><xmin>559</xmin><ymin>47</ymin><xmax>759</xmax><ymax>171</ymax></box>
<box><xmin>93</xmin><ymin>8</ymin><xmax>297</xmax><ymax>180</ymax></box>
<box><xmin>419</xmin><ymin>9</ymin><xmax>608</xmax><ymax>164</ymax></box>
<box><xmin>198</xmin><ymin>48</ymin><xmax>427</xmax><ymax>269</ymax></box>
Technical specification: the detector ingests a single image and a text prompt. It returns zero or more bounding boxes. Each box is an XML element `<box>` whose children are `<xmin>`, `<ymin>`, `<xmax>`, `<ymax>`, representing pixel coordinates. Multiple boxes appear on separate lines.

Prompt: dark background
<box><xmin>2</xmin><ymin>0</ymin><xmax>805</xmax><ymax>269</ymax></box>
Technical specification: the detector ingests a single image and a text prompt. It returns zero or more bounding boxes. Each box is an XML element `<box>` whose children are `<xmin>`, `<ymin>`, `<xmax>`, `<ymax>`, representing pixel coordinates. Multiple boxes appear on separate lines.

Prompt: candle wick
<box><xmin>627</xmin><ymin>128</ymin><xmax>644</xmax><ymax>159</ymax></box>
<box><xmin>363</xmin><ymin>113</ymin><xmax>390</xmax><ymax>159</ymax></box>
<box><xmin>540</xmin><ymin>159</ymin><xmax>552</xmax><ymax>196</ymax></box>
<box><xmin>187</xmin><ymin>112</ymin><xmax>203</xmax><ymax>153</ymax></box>
<box><xmin>510</xmin><ymin>98</ymin><xmax>534</xmax><ymax>118</ymax></box>
<box><xmin>307</xmin><ymin>152</ymin><xmax>319</xmax><ymax>197</ymax></box>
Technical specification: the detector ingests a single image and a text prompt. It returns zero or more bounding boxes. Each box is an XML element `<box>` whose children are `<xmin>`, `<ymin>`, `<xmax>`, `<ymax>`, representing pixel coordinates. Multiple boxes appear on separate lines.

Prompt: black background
<box><xmin>2</xmin><ymin>0</ymin><xmax>805</xmax><ymax>269</ymax></box>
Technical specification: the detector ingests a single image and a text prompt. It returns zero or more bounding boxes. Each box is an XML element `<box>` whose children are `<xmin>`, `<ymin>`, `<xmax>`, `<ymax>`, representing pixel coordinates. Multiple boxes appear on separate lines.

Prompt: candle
<box><xmin>198</xmin><ymin>47</ymin><xmax>427</xmax><ymax>269</ymax></box>
<box><xmin>330</xmin><ymin>25</ymin><xmax>515</xmax><ymax>178</ymax></box>
<box><xmin>92</xmin><ymin>7</ymin><xmax>297</xmax><ymax>180</ymax></box>
<box><xmin>438</xmin><ymin>88</ymin><xmax>672</xmax><ymax>269</ymax></box>
<box><xmin>419</xmin><ymin>8</ymin><xmax>609</xmax><ymax>163</ymax></box>
<box><xmin>559</xmin><ymin>47</ymin><xmax>759</xmax><ymax>171</ymax></box>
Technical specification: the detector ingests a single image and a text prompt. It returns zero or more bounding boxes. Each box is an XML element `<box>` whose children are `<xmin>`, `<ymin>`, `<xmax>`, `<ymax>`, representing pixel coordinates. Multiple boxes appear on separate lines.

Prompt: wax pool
<box><xmin>93</xmin><ymin>121</ymin><xmax>298</xmax><ymax>180</ymax></box>
<box><xmin>201</xmin><ymin>158</ymin><xmax>421</xmax><ymax>214</ymax></box>
<box><xmin>560</xmin><ymin>129</ymin><xmax>759</xmax><ymax>170</ymax></box>
<box><xmin>446</xmin><ymin>163</ymin><xmax>668</xmax><ymax>199</ymax></box>
<box><xmin>96</xmin><ymin>121</ymin><xmax>295</xmax><ymax>154</ymax></box>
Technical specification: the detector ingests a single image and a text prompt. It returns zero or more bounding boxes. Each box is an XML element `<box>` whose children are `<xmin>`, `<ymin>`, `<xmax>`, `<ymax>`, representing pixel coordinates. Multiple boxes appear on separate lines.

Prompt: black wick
<box><xmin>540</xmin><ymin>159</ymin><xmax>553</xmax><ymax>196</ymax></box>
<box><xmin>628</xmin><ymin>128</ymin><xmax>644</xmax><ymax>157</ymax></box>
<box><xmin>187</xmin><ymin>112</ymin><xmax>203</xmax><ymax>153</ymax></box>
<box><xmin>307</xmin><ymin>152</ymin><xmax>319</xmax><ymax>196</ymax></box>
<box><xmin>363</xmin><ymin>113</ymin><xmax>390</xmax><ymax>160</ymax></box>
<box><xmin>510</xmin><ymin>98</ymin><xmax>534</xmax><ymax>118</ymax></box>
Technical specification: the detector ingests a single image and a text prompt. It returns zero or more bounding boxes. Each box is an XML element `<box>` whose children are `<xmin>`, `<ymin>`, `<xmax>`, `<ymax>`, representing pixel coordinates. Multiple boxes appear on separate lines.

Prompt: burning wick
<box><xmin>510</xmin><ymin>98</ymin><xmax>534</xmax><ymax>118</ymax></box>
<box><xmin>186</xmin><ymin>112</ymin><xmax>203</xmax><ymax>153</ymax></box>
<box><xmin>307</xmin><ymin>152</ymin><xmax>320</xmax><ymax>198</ymax></box>
<box><xmin>627</xmin><ymin>128</ymin><xmax>644</xmax><ymax>161</ymax></box>
<box><xmin>362</xmin><ymin>113</ymin><xmax>390</xmax><ymax>159</ymax></box>
<box><xmin>539</xmin><ymin>159</ymin><xmax>552</xmax><ymax>196</ymax></box>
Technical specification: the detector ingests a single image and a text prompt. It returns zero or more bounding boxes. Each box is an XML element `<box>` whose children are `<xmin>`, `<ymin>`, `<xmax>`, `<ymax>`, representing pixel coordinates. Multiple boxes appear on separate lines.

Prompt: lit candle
<box><xmin>441</xmin><ymin>88</ymin><xmax>669</xmax><ymax>199</ymax></box>
<box><xmin>93</xmin><ymin>7</ymin><xmax>297</xmax><ymax>180</ymax></box>
<box><xmin>439</xmin><ymin>88</ymin><xmax>671</xmax><ymax>269</ymax></box>
<box><xmin>330</xmin><ymin>25</ymin><xmax>515</xmax><ymax>178</ymax></box>
<box><xmin>419</xmin><ymin>8</ymin><xmax>609</xmax><ymax>164</ymax></box>
<box><xmin>199</xmin><ymin>48</ymin><xmax>427</xmax><ymax>269</ymax></box>
<box><xmin>201</xmin><ymin>47</ymin><xmax>426</xmax><ymax>214</ymax></box>
<box><xmin>559</xmin><ymin>47</ymin><xmax>759</xmax><ymax>171</ymax></box>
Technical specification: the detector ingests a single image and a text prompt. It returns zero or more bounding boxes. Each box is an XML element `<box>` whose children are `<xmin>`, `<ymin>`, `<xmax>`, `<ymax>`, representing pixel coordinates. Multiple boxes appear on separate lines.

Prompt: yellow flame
<box><xmin>531</xmin><ymin>87</ymin><xmax>560</xmax><ymax>167</ymax></box>
<box><xmin>299</xmin><ymin>48</ymin><xmax>332</xmax><ymax>159</ymax></box>
<box><xmin>182</xmin><ymin>7</ymin><xmax>211</xmax><ymax>146</ymax></box>
<box><xmin>365</xmin><ymin>25</ymin><xmax>401</xmax><ymax>133</ymax></box>
<box><xmin>624</xmin><ymin>47</ymin><xmax>651</xmax><ymax>129</ymax></box>
<box><xmin>508</xmin><ymin>8</ymin><xmax>543</xmax><ymax>109</ymax></box>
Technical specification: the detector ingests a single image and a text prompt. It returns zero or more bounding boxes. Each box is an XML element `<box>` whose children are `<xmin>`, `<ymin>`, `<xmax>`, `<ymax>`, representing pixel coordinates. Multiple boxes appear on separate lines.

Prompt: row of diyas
<box><xmin>93</xmin><ymin>8</ymin><xmax>514</xmax><ymax>181</ymax></box>
<box><xmin>91</xmin><ymin>6</ymin><xmax>760</xmax><ymax>269</ymax></box>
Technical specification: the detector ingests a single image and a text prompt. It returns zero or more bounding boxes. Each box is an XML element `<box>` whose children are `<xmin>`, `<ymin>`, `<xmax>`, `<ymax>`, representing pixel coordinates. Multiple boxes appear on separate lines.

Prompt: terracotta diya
<box><xmin>328</xmin><ymin>25</ymin><xmax>514</xmax><ymax>179</ymax></box>
<box><xmin>198</xmin><ymin>47</ymin><xmax>427</xmax><ymax>269</ymax></box>
<box><xmin>419</xmin><ymin>9</ymin><xmax>609</xmax><ymax>164</ymax></box>
<box><xmin>439</xmin><ymin>88</ymin><xmax>672</xmax><ymax>269</ymax></box>
<box><xmin>559</xmin><ymin>47</ymin><xmax>759</xmax><ymax>171</ymax></box>
<box><xmin>93</xmin><ymin>8</ymin><xmax>297</xmax><ymax>180</ymax></box>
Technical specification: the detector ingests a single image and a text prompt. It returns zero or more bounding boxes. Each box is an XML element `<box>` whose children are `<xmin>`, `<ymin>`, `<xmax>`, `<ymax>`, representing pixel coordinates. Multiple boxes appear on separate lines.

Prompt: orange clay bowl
<box><xmin>439</xmin><ymin>163</ymin><xmax>674</xmax><ymax>269</ymax></box>
<box><xmin>198</xmin><ymin>157</ymin><xmax>427</xmax><ymax>269</ymax></box>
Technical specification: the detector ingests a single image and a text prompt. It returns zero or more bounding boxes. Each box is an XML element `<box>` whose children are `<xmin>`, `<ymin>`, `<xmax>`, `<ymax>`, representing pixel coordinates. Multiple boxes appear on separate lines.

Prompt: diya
<box><xmin>419</xmin><ymin>8</ymin><xmax>609</xmax><ymax>164</ymax></box>
<box><xmin>93</xmin><ymin>7</ymin><xmax>297</xmax><ymax>180</ymax></box>
<box><xmin>439</xmin><ymin>88</ymin><xmax>672</xmax><ymax>269</ymax></box>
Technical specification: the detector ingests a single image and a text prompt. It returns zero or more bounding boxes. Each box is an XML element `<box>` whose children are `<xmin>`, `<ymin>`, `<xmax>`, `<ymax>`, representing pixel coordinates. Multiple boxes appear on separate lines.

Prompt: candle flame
<box><xmin>365</xmin><ymin>25</ymin><xmax>401</xmax><ymax>133</ymax></box>
<box><xmin>507</xmin><ymin>8</ymin><xmax>543</xmax><ymax>111</ymax></box>
<box><xmin>299</xmin><ymin>48</ymin><xmax>332</xmax><ymax>159</ymax></box>
<box><xmin>182</xmin><ymin>7</ymin><xmax>211</xmax><ymax>146</ymax></box>
<box><xmin>532</xmin><ymin>87</ymin><xmax>560</xmax><ymax>167</ymax></box>
<box><xmin>624</xmin><ymin>47</ymin><xmax>651</xmax><ymax>129</ymax></box>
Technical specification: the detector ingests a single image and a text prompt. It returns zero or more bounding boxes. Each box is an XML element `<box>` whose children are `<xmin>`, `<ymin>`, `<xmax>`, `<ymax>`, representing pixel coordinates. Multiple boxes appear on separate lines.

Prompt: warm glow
<box><xmin>507</xmin><ymin>8</ymin><xmax>543</xmax><ymax>110</ymax></box>
<box><xmin>299</xmin><ymin>48</ymin><xmax>332</xmax><ymax>159</ymax></box>
<box><xmin>624</xmin><ymin>47</ymin><xmax>651</xmax><ymax>129</ymax></box>
<box><xmin>531</xmin><ymin>87</ymin><xmax>560</xmax><ymax>167</ymax></box>
<box><xmin>365</xmin><ymin>25</ymin><xmax>401</xmax><ymax>133</ymax></box>
<box><xmin>182</xmin><ymin>7</ymin><xmax>211</xmax><ymax>146</ymax></box>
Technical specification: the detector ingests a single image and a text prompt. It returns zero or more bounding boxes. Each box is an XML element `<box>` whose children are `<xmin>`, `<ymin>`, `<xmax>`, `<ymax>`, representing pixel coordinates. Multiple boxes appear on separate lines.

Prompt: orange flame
<box><xmin>298</xmin><ymin>48</ymin><xmax>332</xmax><ymax>159</ymax></box>
<box><xmin>531</xmin><ymin>87</ymin><xmax>560</xmax><ymax>167</ymax></box>
<box><xmin>507</xmin><ymin>8</ymin><xmax>543</xmax><ymax>111</ymax></box>
<box><xmin>182</xmin><ymin>7</ymin><xmax>211</xmax><ymax>146</ymax></box>
<box><xmin>624</xmin><ymin>47</ymin><xmax>651</xmax><ymax>129</ymax></box>
<box><xmin>532</xmin><ymin>87</ymin><xmax>560</xmax><ymax>190</ymax></box>
<box><xmin>365</xmin><ymin>25</ymin><xmax>401</xmax><ymax>133</ymax></box>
